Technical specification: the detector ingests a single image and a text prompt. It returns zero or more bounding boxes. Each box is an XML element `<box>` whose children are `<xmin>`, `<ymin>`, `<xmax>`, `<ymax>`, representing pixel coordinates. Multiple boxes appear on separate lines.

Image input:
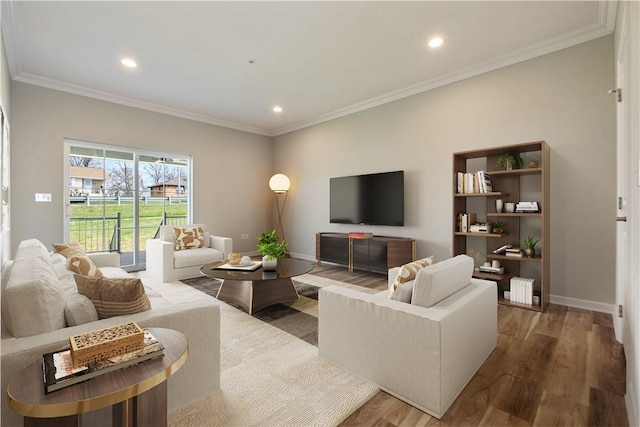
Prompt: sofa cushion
<box><xmin>174</xmin><ymin>226</ymin><xmax>205</xmax><ymax>250</ymax></box>
<box><xmin>51</xmin><ymin>253</ymin><xmax>79</xmax><ymax>297</ymax></box>
<box><xmin>411</xmin><ymin>255</ymin><xmax>474</xmax><ymax>308</ymax></box>
<box><xmin>74</xmin><ymin>275</ymin><xmax>151</xmax><ymax>319</ymax></box>
<box><xmin>388</xmin><ymin>256</ymin><xmax>434</xmax><ymax>299</ymax></box>
<box><xmin>174</xmin><ymin>247</ymin><xmax>224</xmax><ymax>269</ymax></box>
<box><xmin>67</xmin><ymin>254</ymin><xmax>104</xmax><ymax>278</ymax></box>
<box><xmin>65</xmin><ymin>293</ymin><xmax>99</xmax><ymax>326</ymax></box>
<box><xmin>52</xmin><ymin>241</ymin><xmax>86</xmax><ymax>259</ymax></box>
<box><xmin>391</xmin><ymin>281</ymin><xmax>415</xmax><ymax>303</ymax></box>
<box><xmin>1</xmin><ymin>256</ymin><xmax>66</xmax><ymax>337</ymax></box>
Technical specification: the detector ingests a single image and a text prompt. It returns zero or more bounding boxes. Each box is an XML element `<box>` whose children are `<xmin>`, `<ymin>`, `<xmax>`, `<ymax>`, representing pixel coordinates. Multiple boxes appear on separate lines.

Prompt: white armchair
<box><xmin>146</xmin><ymin>224</ymin><xmax>233</xmax><ymax>282</ymax></box>
<box><xmin>319</xmin><ymin>255</ymin><xmax>497</xmax><ymax>419</ymax></box>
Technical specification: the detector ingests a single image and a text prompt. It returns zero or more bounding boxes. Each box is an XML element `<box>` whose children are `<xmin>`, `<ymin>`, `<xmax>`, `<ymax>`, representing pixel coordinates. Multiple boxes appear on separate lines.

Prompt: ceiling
<box><xmin>1</xmin><ymin>1</ymin><xmax>616</xmax><ymax>137</ymax></box>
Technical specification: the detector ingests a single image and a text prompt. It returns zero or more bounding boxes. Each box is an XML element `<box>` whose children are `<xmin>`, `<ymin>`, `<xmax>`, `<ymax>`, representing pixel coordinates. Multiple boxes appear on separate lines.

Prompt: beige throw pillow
<box><xmin>52</xmin><ymin>241</ymin><xmax>86</xmax><ymax>259</ymax></box>
<box><xmin>74</xmin><ymin>275</ymin><xmax>151</xmax><ymax>319</ymax></box>
<box><xmin>66</xmin><ymin>254</ymin><xmax>103</xmax><ymax>278</ymax></box>
<box><xmin>388</xmin><ymin>256</ymin><xmax>435</xmax><ymax>299</ymax></box>
<box><xmin>173</xmin><ymin>226</ymin><xmax>205</xmax><ymax>250</ymax></box>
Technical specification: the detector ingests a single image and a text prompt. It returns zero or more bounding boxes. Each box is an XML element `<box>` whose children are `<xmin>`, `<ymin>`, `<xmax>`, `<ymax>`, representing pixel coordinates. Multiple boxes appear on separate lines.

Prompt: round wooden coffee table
<box><xmin>201</xmin><ymin>257</ymin><xmax>313</xmax><ymax>314</ymax></box>
<box><xmin>6</xmin><ymin>327</ymin><xmax>188</xmax><ymax>427</ymax></box>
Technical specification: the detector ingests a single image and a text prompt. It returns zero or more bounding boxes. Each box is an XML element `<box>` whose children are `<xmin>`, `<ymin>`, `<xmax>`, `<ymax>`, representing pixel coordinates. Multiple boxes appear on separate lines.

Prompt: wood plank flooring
<box><xmin>308</xmin><ymin>263</ymin><xmax>628</xmax><ymax>427</ymax></box>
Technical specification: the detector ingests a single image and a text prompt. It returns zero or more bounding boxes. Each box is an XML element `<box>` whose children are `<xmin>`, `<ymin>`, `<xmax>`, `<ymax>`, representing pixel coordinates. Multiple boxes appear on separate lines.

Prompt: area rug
<box><xmin>167</xmin><ymin>274</ymin><xmax>379</xmax><ymax>427</ymax></box>
<box><xmin>180</xmin><ymin>273</ymin><xmax>381</xmax><ymax>347</ymax></box>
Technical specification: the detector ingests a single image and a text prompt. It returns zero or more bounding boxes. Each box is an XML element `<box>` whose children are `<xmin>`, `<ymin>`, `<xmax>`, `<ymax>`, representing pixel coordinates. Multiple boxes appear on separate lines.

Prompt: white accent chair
<box><xmin>146</xmin><ymin>224</ymin><xmax>233</xmax><ymax>282</ymax></box>
<box><xmin>318</xmin><ymin>255</ymin><xmax>497</xmax><ymax>419</ymax></box>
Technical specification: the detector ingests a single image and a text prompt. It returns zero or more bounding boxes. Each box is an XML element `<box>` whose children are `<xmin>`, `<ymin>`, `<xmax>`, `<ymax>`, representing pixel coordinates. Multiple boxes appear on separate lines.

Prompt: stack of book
<box><xmin>43</xmin><ymin>329</ymin><xmax>164</xmax><ymax>393</ymax></box>
<box><xmin>515</xmin><ymin>201</ymin><xmax>540</xmax><ymax>213</ymax></box>
<box><xmin>510</xmin><ymin>277</ymin><xmax>535</xmax><ymax>305</ymax></box>
<box><xmin>504</xmin><ymin>247</ymin><xmax>523</xmax><ymax>257</ymax></box>
<box><xmin>348</xmin><ymin>232</ymin><xmax>373</xmax><ymax>239</ymax></box>
<box><xmin>479</xmin><ymin>265</ymin><xmax>504</xmax><ymax>275</ymax></box>
<box><xmin>492</xmin><ymin>244</ymin><xmax>512</xmax><ymax>254</ymax></box>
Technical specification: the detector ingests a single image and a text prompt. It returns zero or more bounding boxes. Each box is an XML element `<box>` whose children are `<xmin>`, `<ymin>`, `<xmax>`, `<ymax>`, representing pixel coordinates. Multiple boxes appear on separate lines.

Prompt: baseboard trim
<box><xmin>550</xmin><ymin>294</ymin><xmax>614</xmax><ymax>314</ymax></box>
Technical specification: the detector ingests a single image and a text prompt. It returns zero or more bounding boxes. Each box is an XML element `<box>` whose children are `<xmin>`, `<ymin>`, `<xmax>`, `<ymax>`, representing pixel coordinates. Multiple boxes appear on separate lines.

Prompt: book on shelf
<box><xmin>515</xmin><ymin>201</ymin><xmax>540</xmax><ymax>213</ymax></box>
<box><xmin>457</xmin><ymin>212</ymin><xmax>477</xmax><ymax>233</ymax></box>
<box><xmin>493</xmin><ymin>244</ymin><xmax>512</xmax><ymax>254</ymax></box>
<box><xmin>479</xmin><ymin>265</ymin><xmax>504</xmax><ymax>274</ymax></box>
<box><xmin>43</xmin><ymin>329</ymin><xmax>164</xmax><ymax>393</ymax></box>
<box><xmin>457</xmin><ymin>171</ymin><xmax>493</xmax><ymax>194</ymax></box>
<box><xmin>510</xmin><ymin>277</ymin><xmax>535</xmax><ymax>305</ymax></box>
<box><xmin>504</xmin><ymin>250</ymin><xmax>523</xmax><ymax>257</ymax></box>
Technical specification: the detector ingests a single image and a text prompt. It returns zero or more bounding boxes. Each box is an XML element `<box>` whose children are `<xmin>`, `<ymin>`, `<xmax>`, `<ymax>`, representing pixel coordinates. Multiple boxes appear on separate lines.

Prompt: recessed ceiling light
<box><xmin>273</xmin><ymin>106</ymin><xmax>283</xmax><ymax>113</ymax></box>
<box><xmin>121</xmin><ymin>58</ymin><xmax>137</xmax><ymax>68</ymax></box>
<box><xmin>428</xmin><ymin>37</ymin><xmax>444</xmax><ymax>48</ymax></box>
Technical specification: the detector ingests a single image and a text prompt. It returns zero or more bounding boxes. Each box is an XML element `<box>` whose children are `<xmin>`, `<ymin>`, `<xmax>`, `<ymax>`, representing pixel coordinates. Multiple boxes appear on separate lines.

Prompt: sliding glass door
<box><xmin>64</xmin><ymin>140</ymin><xmax>191</xmax><ymax>271</ymax></box>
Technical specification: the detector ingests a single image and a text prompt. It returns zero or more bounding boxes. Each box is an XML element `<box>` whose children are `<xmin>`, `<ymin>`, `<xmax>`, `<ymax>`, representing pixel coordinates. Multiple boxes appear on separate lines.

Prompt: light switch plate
<box><xmin>35</xmin><ymin>193</ymin><xmax>51</xmax><ymax>202</ymax></box>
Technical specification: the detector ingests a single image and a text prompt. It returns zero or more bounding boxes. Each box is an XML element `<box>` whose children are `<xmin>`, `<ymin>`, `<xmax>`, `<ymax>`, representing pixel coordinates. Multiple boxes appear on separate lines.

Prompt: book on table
<box><xmin>43</xmin><ymin>329</ymin><xmax>164</xmax><ymax>393</ymax></box>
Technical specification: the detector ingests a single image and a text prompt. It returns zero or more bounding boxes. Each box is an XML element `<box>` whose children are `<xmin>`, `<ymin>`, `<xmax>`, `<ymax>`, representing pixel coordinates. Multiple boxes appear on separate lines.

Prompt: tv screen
<box><xmin>330</xmin><ymin>170</ymin><xmax>404</xmax><ymax>226</ymax></box>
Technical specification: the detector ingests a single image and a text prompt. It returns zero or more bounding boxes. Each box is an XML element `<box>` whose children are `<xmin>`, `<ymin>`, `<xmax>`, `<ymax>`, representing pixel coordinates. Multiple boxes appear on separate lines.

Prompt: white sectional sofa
<box><xmin>146</xmin><ymin>224</ymin><xmax>233</xmax><ymax>282</ymax></box>
<box><xmin>1</xmin><ymin>239</ymin><xmax>221</xmax><ymax>427</ymax></box>
<box><xmin>318</xmin><ymin>255</ymin><xmax>497</xmax><ymax>419</ymax></box>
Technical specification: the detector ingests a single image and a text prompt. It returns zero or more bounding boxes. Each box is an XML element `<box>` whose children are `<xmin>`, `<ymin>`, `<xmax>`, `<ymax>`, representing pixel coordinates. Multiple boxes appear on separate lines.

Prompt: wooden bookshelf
<box><xmin>453</xmin><ymin>141</ymin><xmax>550</xmax><ymax>312</ymax></box>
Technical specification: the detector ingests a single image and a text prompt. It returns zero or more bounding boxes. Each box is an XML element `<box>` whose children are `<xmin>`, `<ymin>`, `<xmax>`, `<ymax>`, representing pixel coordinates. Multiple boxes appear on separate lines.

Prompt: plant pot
<box><xmin>262</xmin><ymin>255</ymin><xmax>278</xmax><ymax>271</ymax></box>
<box><xmin>523</xmin><ymin>248</ymin><xmax>535</xmax><ymax>257</ymax></box>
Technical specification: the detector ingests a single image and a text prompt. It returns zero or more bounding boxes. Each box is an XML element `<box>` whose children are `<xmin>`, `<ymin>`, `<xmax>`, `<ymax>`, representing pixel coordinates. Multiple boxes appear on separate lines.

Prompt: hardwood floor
<box><xmin>308</xmin><ymin>263</ymin><xmax>628</xmax><ymax>427</ymax></box>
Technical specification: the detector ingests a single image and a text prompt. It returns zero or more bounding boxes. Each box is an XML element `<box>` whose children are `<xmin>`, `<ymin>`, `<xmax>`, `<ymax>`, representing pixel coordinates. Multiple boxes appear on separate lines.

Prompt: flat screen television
<box><xmin>330</xmin><ymin>170</ymin><xmax>404</xmax><ymax>226</ymax></box>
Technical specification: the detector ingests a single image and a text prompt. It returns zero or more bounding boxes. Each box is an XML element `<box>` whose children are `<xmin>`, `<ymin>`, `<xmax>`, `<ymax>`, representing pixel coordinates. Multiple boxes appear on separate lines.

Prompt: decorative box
<box><xmin>69</xmin><ymin>322</ymin><xmax>144</xmax><ymax>368</ymax></box>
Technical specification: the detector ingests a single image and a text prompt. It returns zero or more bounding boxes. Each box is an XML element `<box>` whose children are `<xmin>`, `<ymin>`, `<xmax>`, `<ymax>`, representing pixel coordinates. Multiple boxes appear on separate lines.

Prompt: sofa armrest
<box><xmin>146</xmin><ymin>239</ymin><xmax>175</xmax><ymax>282</ymax></box>
<box><xmin>210</xmin><ymin>235</ymin><xmax>233</xmax><ymax>259</ymax></box>
<box><xmin>87</xmin><ymin>252</ymin><xmax>120</xmax><ymax>268</ymax></box>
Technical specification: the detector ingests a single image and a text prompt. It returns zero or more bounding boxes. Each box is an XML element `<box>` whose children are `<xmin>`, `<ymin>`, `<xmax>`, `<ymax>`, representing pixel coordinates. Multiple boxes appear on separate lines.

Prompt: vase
<box><xmin>262</xmin><ymin>255</ymin><xmax>278</xmax><ymax>271</ymax></box>
<box><xmin>495</xmin><ymin>199</ymin><xmax>503</xmax><ymax>213</ymax></box>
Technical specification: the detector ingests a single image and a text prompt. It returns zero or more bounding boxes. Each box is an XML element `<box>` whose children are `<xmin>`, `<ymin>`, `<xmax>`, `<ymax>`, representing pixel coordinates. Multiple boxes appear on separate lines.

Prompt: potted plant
<box><xmin>520</xmin><ymin>236</ymin><xmax>539</xmax><ymax>257</ymax></box>
<box><xmin>491</xmin><ymin>221</ymin><xmax>505</xmax><ymax>234</ymax></box>
<box><xmin>496</xmin><ymin>152</ymin><xmax>524</xmax><ymax>170</ymax></box>
<box><xmin>256</xmin><ymin>229</ymin><xmax>288</xmax><ymax>270</ymax></box>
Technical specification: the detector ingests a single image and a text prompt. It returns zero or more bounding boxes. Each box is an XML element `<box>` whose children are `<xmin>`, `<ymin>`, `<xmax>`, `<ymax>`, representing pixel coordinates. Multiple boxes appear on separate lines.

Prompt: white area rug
<box><xmin>165</xmin><ymin>273</ymin><xmax>379</xmax><ymax>427</ymax></box>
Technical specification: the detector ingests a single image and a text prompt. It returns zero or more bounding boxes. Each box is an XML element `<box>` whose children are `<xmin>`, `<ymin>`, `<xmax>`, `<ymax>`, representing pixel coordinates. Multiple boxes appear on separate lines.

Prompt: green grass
<box><xmin>69</xmin><ymin>202</ymin><xmax>187</xmax><ymax>252</ymax></box>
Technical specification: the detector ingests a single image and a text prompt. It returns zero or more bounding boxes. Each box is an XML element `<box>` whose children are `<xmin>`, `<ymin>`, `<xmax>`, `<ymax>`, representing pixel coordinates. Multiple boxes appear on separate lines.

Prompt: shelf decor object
<box><xmin>453</xmin><ymin>141</ymin><xmax>549</xmax><ymax>312</ymax></box>
<box><xmin>69</xmin><ymin>322</ymin><xmax>144</xmax><ymax>368</ymax></box>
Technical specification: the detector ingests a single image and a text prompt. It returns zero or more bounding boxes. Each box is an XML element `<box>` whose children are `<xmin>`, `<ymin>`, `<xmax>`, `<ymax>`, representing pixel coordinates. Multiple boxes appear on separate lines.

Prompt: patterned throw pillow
<box><xmin>52</xmin><ymin>241</ymin><xmax>86</xmax><ymax>259</ymax></box>
<box><xmin>388</xmin><ymin>256</ymin><xmax>435</xmax><ymax>300</ymax></box>
<box><xmin>173</xmin><ymin>226</ymin><xmax>205</xmax><ymax>250</ymax></box>
<box><xmin>66</xmin><ymin>254</ymin><xmax>104</xmax><ymax>278</ymax></box>
<box><xmin>74</xmin><ymin>275</ymin><xmax>151</xmax><ymax>319</ymax></box>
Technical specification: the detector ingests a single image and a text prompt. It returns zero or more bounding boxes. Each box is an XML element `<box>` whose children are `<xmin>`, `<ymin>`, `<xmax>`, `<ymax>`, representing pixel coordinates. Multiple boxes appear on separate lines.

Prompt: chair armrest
<box><xmin>210</xmin><ymin>236</ymin><xmax>233</xmax><ymax>259</ymax></box>
<box><xmin>146</xmin><ymin>239</ymin><xmax>175</xmax><ymax>282</ymax></box>
<box><xmin>87</xmin><ymin>252</ymin><xmax>120</xmax><ymax>268</ymax></box>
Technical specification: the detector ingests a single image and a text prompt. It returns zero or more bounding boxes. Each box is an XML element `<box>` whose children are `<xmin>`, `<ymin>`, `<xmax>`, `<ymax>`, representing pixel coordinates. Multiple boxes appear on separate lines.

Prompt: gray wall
<box><xmin>10</xmin><ymin>83</ymin><xmax>274</xmax><ymax>255</ymax></box>
<box><xmin>274</xmin><ymin>36</ymin><xmax>616</xmax><ymax>305</ymax></box>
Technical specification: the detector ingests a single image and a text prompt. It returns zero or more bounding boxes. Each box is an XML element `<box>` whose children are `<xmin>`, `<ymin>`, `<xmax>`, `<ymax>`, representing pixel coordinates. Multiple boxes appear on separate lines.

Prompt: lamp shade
<box><xmin>269</xmin><ymin>174</ymin><xmax>290</xmax><ymax>193</ymax></box>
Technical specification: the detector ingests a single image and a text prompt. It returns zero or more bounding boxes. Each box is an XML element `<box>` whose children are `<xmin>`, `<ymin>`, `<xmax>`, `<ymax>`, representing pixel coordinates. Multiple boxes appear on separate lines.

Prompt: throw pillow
<box><xmin>52</xmin><ymin>241</ymin><xmax>86</xmax><ymax>259</ymax></box>
<box><xmin>66</xmin><ymin>254</ymin><xmax>104</xmax><ymax>278</ymax></box>
<box><xmin>388</xmin><ymin>256</ymin><xmax>435</xmax><ymax>299</ymax></box>
<box><xmin>65</xmin><ymin>293</ymin><xmax>99</xmax><ymax>326</ymax></box>
<box><xmin>74</xmin><ymin>275</ymin><xmax>151</xmax><ymax>319</ymax></box>
<box><xmin>173</xmin><ymin>226</ymin><xmax>205</xmax><ymax>250</ymax></box>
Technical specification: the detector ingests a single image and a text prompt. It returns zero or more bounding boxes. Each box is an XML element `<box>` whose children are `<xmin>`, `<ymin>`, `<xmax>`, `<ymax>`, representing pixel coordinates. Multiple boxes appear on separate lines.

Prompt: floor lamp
<box><xmin>269</xmin><ymin>174</ymin><xmax>290</xmax><ymax>242</ymax></box>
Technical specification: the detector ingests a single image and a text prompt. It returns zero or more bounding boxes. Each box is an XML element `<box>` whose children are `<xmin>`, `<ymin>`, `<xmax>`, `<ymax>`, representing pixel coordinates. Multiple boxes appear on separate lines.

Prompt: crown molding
<box><xmin>1</xmin><ymin>1</ymin><xmax>22</xmax><ymax>78</ymax></box>
<box><xmin>271</xmin><ymin>15</ymin><xmax>615</xmax><ymax>136</ymax></box>
<box><xmin>12</xmin><ymin>73</ymin><xmax>271</xmax><ymax>136</ymax></box>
